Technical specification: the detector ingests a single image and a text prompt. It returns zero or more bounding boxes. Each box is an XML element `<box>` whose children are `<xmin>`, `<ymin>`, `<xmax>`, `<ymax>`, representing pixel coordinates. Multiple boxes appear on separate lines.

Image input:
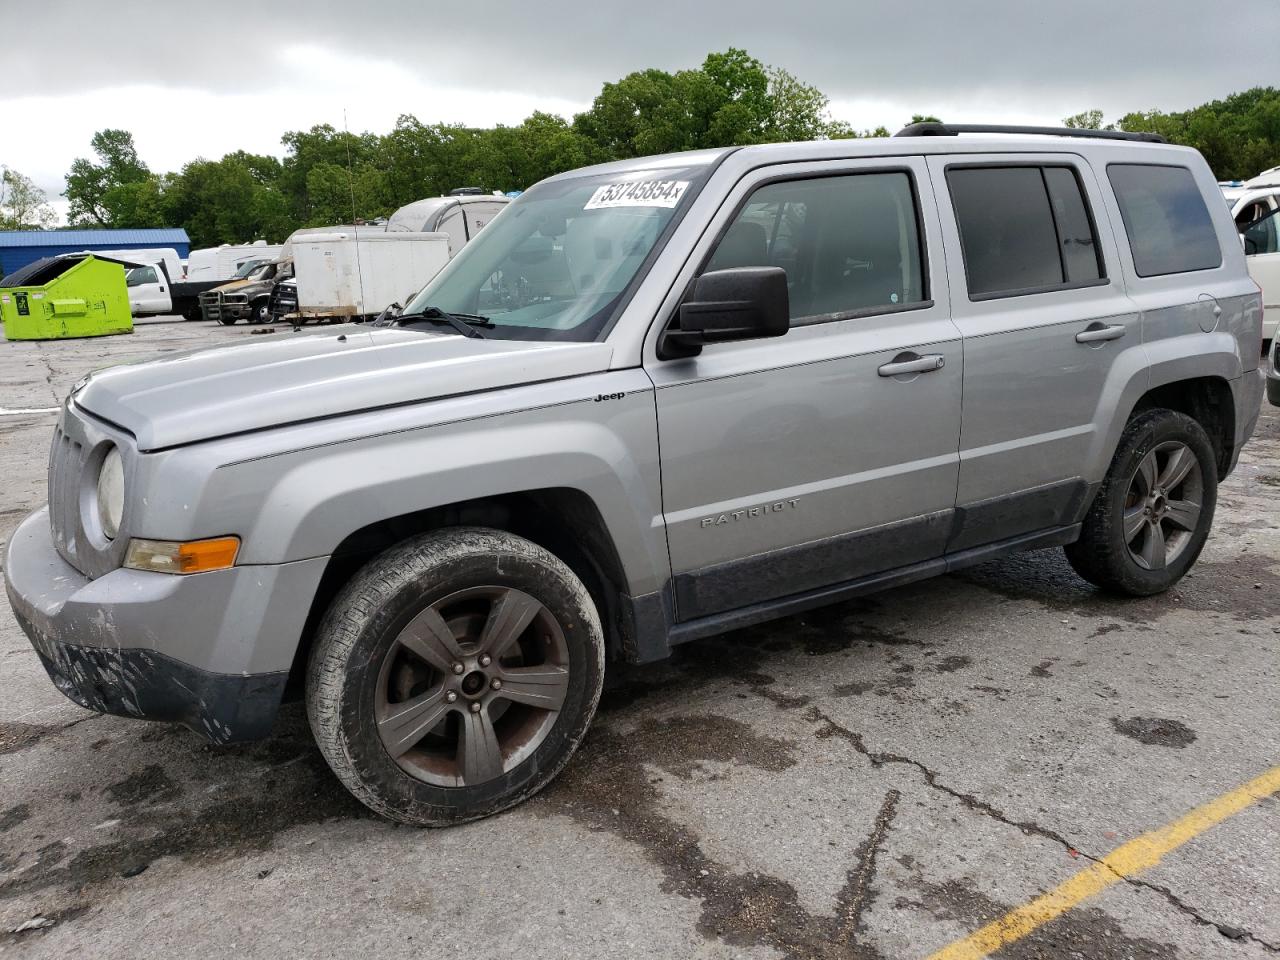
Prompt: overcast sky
<box><xmin>3</xmin><ymin>0</ymin><xmax>1275</xmax><ymax>223</ymax></box>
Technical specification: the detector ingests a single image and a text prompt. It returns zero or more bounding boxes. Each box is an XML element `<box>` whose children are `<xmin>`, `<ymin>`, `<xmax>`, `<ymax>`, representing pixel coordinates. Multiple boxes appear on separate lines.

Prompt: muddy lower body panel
<box><xmin>3</xmin><ymin>507</ymin><xmax>326</xmax><ymax>744</ymax></box>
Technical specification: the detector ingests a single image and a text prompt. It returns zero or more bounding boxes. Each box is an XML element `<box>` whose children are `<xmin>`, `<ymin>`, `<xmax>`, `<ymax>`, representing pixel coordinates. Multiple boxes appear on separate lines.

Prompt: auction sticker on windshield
<box><xmin>585</xmin><ymin>180</ymin><xmax>689</xmax><ymax>209</ymax></box>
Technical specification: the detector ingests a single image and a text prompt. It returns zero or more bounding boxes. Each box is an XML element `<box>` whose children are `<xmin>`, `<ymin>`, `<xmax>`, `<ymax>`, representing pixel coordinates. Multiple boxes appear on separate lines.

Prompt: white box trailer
<box><xmin>292</xmin><ymin>232</ymin><xmax>451</xmax><ymax>320</ymax></box>
<box><xmin>185</xmin><ymin>242</ymin><xmax>283</xmax><ymax>282</ymax></box>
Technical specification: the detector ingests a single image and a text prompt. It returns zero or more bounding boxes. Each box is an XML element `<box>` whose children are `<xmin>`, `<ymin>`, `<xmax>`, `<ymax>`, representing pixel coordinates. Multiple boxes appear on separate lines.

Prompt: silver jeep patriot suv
<box><xmin>5</xmin><ymin>124</ymin><xmax>1264</xmax><ymax>825</ymax></box>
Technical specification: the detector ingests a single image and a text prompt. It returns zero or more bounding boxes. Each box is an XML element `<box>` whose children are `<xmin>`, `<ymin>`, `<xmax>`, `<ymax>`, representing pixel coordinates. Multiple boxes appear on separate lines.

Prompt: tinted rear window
<box><xmin>947</xmin><ymin>165</ymin><xmax>1103</xmax><ymax>298</ymax></box>
<box><xmin>948</xmin><ymin>167</ymin><xmax>1061</xmax><ymax>296</ymax></box>
<box><xmin>1107</xmin><ymin>164</ymin><xmax>1221</xmax><ymax>277</ymax></box>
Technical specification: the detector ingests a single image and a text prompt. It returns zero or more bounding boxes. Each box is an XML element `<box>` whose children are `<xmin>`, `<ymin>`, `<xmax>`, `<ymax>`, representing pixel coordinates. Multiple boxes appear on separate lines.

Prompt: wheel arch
<box><xmin>1094</xmin><ymin>337</ymin><xmax>1242</xmax><ymax>487</ymax></box>
<box><xmin>1129</xmin><ymin>375</ymin><xmax>1236</xmax><ymax>479</ymax></box>
<box><xmin>284</xmin><ymin>487</ymin><xmax>640</xmax><ymax>699</ymax></box>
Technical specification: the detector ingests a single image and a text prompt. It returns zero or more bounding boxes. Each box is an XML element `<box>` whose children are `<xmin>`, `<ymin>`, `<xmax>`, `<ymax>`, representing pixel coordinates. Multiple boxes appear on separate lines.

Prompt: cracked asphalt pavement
<box><xmin>1</xmin><ymin>319</ymin><xmax>1277</xmax><ymax>958</ymax></box>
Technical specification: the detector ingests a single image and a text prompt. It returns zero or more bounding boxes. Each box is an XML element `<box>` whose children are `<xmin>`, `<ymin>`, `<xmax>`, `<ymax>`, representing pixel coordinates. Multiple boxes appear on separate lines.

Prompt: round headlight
<box><xmin>96</xmin><ymin>447</ymin><xmax>125</xmax><ymax>540</ymax></box>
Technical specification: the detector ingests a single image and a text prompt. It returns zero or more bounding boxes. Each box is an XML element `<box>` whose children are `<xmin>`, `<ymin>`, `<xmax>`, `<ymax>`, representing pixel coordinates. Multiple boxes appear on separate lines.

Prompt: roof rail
<box><xmin>893</xmin><ymin>122</ymin><xmax>1167</xmax><ymax>144</ymax></box>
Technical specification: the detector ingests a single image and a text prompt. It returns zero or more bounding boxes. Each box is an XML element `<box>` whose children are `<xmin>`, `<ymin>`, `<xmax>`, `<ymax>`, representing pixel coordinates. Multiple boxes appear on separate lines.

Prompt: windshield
<box><xmin>233</xmin><ymin>259</ymin><xmax>267</xmax><ymax>278</ymax></box>
<box><xmin>402</xmin><ymin>165</ymin><xmax>710</xmax><ymax>341</ymax></box>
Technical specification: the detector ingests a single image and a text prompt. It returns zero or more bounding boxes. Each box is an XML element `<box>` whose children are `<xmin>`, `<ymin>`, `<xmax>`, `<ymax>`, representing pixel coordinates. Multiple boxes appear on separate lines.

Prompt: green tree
<box><xmin>1063</xmin><ymin>109</ymin><xmax>1112</xmax><ymax>130</ymax></box>
<box><xmin>64</xmin><ymin>129</ymin><xmax>154</xmax><ymax>225</ymax></box>
<box><xmin>162</xmin><ymin>152</ymin><xmax>293</xmax><ymax>247</ymax></box>
<box><xmin>0</xmin><ymin>166</ymin><xmax>57</xmax><ymax>229</ymax></box>
<box><xmin>280</xmin><ymin>124</ymin><xmax>384</xmax><ymax>223</ymax></box>
<box><xmin>1119</xmin><ymin>88</ymin><xmax>1280</xmax><ymax>180</ymax></box>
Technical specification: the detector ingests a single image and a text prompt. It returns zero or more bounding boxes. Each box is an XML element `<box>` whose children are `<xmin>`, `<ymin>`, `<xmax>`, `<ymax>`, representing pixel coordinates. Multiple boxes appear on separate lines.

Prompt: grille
<box><xmin>48</xmin><ymin>424</ymin><xmax>86</xmax><ymax>571</ymax></box>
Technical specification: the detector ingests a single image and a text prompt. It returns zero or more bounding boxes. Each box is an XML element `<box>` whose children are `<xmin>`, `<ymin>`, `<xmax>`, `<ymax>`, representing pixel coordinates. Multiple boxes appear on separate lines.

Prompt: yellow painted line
<box><xmin>926</xmin><ymin>764</ymin><xmax>1280</xmax><ymax>960</ymax></box>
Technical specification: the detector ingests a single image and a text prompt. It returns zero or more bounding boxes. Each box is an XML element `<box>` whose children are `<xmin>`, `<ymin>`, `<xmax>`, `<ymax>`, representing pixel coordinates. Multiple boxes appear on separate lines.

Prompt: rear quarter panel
<box><xmin>1082</xmin><ymin>144</ymin><xmax>1259</xmax><ymax>466</ymax></box>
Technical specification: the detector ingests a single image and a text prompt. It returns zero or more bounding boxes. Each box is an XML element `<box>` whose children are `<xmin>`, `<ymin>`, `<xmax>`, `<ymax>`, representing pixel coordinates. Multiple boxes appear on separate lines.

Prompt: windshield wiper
<box><xmin>394</xmin><ymin>305</ymin><xmax>493</xmax><ymax>339</ymax></box>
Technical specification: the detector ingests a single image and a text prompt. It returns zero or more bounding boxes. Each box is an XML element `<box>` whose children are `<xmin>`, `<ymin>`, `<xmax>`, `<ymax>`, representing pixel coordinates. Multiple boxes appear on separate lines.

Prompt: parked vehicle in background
<box><xmin>123</xmin><ymin>260</ymin><xmax>221</xmax><ymax>320</ymax></box>
<box><xmin>286</xmin><ymin>232</ymin><xmax>449</xmax><ymax>323</ymax></box>
<box><xmin>1229</xmin><ymin>170</ymin><xmax>1280</xmax><ymax>344</ymax></box>
<box><xmin>5</xmin><ymin>126</ymin><xmax>1263</xmax><ymax>828</ymax></box>
<box><xmin>184</xmin><ymin>242</ymin><xmax>283</xmax><ymax>283</ymax></box>
<box><xmin>199</xmin><ymin>258</ymin><xmax>293</xmax><ymax>324</ymax></box>
<box><xmin>385</xmin><ymin>194</ymin><xmax>510</xmax><ymax>257</ymax></box>
<box><xmin>268</xmin><ymin>203</ymin><xmax>508</xmax><ymax>324</ymax></box>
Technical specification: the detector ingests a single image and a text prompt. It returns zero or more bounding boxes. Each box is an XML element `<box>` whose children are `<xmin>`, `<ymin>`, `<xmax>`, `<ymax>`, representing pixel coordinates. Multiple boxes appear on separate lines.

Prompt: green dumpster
<box><xmin>0</xmin><ymin>254</ymin><xmax>133</xmax><ymax>340</ymax></box>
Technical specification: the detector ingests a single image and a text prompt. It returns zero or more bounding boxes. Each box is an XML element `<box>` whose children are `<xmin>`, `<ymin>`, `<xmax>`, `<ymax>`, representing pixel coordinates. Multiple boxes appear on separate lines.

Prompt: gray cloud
<box><xmin>7</xmin><ymin>0</ymin><xmax>1277</xmax><ymax>119</ymax></box>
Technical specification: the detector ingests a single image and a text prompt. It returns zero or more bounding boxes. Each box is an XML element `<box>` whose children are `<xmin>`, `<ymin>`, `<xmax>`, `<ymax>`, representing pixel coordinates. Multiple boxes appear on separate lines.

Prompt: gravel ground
<box><xmin>1</xmin><ymin>317</ymin><xmax>1277</xmax><ymax>959</ymax></box>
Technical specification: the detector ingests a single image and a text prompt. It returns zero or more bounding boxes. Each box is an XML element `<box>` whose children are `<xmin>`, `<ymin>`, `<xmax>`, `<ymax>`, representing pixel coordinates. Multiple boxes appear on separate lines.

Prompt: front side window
<box><xmin>704</xmin><ymin>171</ymin><xmax>927</xmax><ymax>323</ymax></box>
<box><xmin>126</xmin><ymin>266</ymin><xmax>158</xmax><ymax>287</ymax></box>
<box><xmin>1243</xmin><ymin>208</ymin><xmax>1280</xmax><ymax>256</ymax></box>
<box><xmin>404</xmin><ymin>165</ymin><xmax>709</xmax><ymax>341</ymax></box>
<box><xmin>1107</xmin><ymin>164</ymin><xmax>1221</xmax><ymax>277</ymax></box>
<box><xmin>947</xmin><ymin>165</ymin><xmax>1104</xmax><ymax>299</ymax></box>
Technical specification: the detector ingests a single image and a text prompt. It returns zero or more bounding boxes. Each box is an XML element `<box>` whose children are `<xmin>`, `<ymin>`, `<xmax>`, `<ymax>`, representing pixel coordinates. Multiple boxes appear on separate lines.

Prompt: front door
<box><xmin>647</xmin><ymin>159</ymin><xmax>964</xmax><ymax>621</ymax></box>
<box><xmin>926</xmin><ymin>154</ymin><xmax>1141</xmax><ymax>550</ymax></box>
<box><xmin>125</xmin><ymin>265</ymin><xmax>167</xmax><ymax>314</ymax></box>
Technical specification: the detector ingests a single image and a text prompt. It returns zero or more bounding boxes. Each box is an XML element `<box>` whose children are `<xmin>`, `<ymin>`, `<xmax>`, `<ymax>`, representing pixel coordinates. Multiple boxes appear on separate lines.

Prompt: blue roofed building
<box><xmin>0</xmin><ymin>228</ymin><xmax>191</xmax><ymax>278</ymax></box>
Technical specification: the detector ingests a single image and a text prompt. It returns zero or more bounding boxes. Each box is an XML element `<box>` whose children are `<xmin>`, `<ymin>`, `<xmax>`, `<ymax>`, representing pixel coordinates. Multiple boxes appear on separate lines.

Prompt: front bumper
<box><xmin>201</xmin><ymin>299</ymin><xmax>250</xmax><ymax>323</ymax></box>
<box><xmin>4</xmin><ymin>507</ymin><xmax>327</xmax><ymax>743</ymax></box>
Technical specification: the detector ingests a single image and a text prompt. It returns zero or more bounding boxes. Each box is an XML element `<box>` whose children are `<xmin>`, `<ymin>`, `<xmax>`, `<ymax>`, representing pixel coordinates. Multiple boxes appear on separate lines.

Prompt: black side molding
<box><xmin>894</xmin><ymin>122</ymin><xmax>1166</xmax><ymax>144</ymax></box>
<box><xmin>666</xmin><ymin>524</ymin><xmax>1081</xmax><ymax>649</ymax></box>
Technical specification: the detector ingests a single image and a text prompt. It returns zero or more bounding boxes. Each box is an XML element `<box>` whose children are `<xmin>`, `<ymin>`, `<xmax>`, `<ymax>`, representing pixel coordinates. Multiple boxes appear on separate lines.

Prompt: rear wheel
<box><xmin>1065</xmin><ymin>409</ymin><xmax>1217</xmax><ymax>596</ymax></box>
<box><xmin>306</xmin><ymin>527</ymin><xmax>604</xmax><ymax>826</ymax></box>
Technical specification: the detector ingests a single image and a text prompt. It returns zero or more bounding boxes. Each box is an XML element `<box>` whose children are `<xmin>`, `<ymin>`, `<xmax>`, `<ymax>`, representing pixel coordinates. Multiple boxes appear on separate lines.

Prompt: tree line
<box><xmin>3</xmin><ymin>49</ymin><xmax>1278</xmax><ymax>247</ymax></box>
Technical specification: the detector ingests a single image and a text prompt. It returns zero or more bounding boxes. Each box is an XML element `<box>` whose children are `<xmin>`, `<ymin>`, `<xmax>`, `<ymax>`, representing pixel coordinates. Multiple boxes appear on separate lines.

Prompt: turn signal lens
<box><xmin>124</xmin><ymin>537</ymin><xmax>240</xmax><ymax>575</ymax></box>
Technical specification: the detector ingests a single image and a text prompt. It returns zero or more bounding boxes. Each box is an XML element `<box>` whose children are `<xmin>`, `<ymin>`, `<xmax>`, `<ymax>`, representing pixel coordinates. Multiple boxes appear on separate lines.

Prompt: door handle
<box><xmin>878</xmin><ymin>353</ymin><xmax>945</xmax><ymax>377</ymax></box>
<box><xmin>1075</xmin><ymin>323</ymin><xmax>1126</xmax><ymax>344</ymax></box>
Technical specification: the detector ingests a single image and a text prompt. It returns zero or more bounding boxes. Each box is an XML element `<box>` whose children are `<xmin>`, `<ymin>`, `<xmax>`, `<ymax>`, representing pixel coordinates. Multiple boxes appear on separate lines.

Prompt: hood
<box><xmin>211</xmin><ymin>278</ymin><xmax>253</xmax><ymax>293</ymax></box>
<box><xmin>74</xmin><ymin>326</ymin><xmax>614</xmax><ymax>450</ymax></box>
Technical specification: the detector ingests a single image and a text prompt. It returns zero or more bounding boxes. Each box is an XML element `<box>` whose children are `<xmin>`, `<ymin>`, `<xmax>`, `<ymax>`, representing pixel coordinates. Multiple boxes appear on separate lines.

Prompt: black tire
<box><xmin>250</xmin><ymin>299</ymin><xmax>270</xmax><ymax>324</ymax></box>
<box><xmin>1065</xmin><ymin>409</ymin><xmax>1217</xmax><ymax>596</ymax></box>
<box><xmin>217</xmin><ymin>314</ymin><xmax>237</xmax><ymax>326</ymax></box>
<box><xmin>306</xmin><ymin>527</ymin><xmax>605</xmax><ymax>826</ymax></box>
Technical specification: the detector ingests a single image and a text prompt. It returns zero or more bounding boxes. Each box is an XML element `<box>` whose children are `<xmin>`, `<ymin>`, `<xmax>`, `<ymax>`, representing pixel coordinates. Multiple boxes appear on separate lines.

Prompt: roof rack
<box><xmin>893</xmin><ymin>122</ymin><xmax>1167</xmax><ymax>144</ymax></box>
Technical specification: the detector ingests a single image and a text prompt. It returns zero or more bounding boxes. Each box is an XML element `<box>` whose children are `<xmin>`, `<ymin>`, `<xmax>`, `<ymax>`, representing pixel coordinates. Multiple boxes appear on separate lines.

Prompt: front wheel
<box><xmin>217</xmin><ymin>314</ymin><xmax>237</xmax><ymax>326</ymax></box>
<box><xmin>1065</xmin><ymin>409</ymin><xmax>1217</xmax><ymax>596</ymax></box>
<box><xmin>306</xmin><ymin>527</ymin><xmax>605</xmax><ymax>826</ymax></box>
<box><xmin>250</xmin><ymin>299</ymin><xmax>270</xmax><ymax>324</ymax></box>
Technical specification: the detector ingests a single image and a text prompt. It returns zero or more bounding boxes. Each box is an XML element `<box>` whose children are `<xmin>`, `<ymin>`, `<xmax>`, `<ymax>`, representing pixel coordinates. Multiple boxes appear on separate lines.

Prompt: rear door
<box><xmin>647</xmin><ymin>158</ymin><xmax>964</xmax><ymax>621</ymax></box>
<box><xmin>926</xmin><ymin>154</ymin><xmax>1139</xmax><ymax>550</ymax></box>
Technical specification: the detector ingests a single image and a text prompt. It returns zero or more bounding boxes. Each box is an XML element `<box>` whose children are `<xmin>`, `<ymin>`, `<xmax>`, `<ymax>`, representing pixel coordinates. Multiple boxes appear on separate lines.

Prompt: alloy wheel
<box><xmin>374</xmin><ymin>586</ymin><xmax>569</xmax><ymax>787</ymax></box>
<box><xmin>1122</xmin><ymin>440</ymin><xmax>1204</xmax><ymax>571</ymax></box>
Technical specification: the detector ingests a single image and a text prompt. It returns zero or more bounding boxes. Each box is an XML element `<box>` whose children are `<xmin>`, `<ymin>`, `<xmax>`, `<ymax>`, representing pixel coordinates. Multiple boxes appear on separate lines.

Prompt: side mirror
<box><xmin>659</xmin><ymin>266</ymin><xmax>789</xmax><ymax>360</ymax></box>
